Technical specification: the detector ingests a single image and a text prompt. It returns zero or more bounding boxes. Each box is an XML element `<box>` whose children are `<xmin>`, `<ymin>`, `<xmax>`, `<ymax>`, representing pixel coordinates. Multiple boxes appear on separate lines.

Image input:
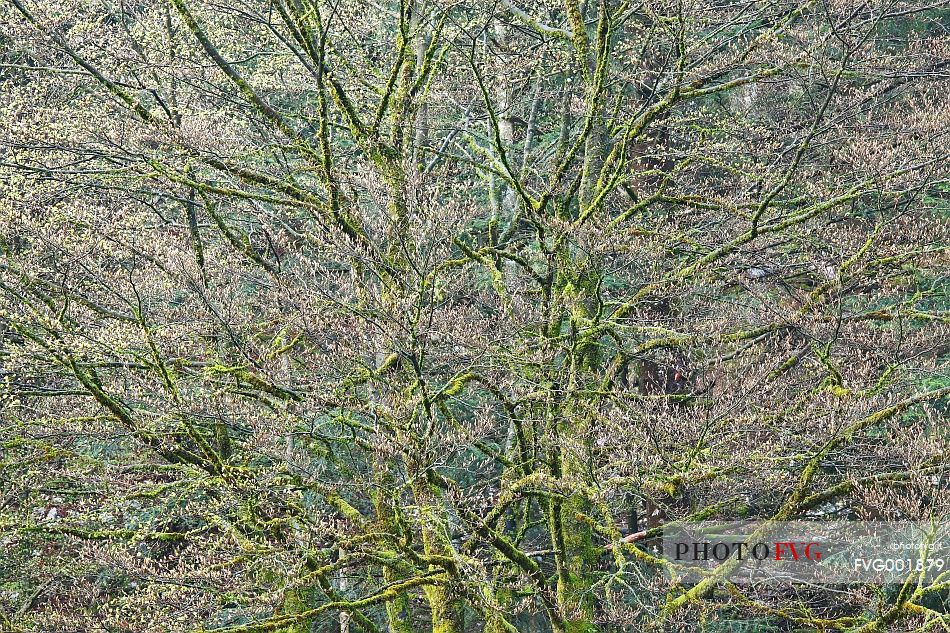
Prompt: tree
<box><xmin>2</xmin><ymin>0</ymin><xmax>950</xmax><ymax>631</ymax></box>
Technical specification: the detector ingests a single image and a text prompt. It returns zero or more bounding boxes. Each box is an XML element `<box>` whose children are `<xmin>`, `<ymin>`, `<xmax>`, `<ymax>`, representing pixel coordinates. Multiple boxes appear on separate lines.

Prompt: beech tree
<box><xmin>2</xmin><ymin>0</ymin><xmax>950</xmax><ymax>631</ymax></box>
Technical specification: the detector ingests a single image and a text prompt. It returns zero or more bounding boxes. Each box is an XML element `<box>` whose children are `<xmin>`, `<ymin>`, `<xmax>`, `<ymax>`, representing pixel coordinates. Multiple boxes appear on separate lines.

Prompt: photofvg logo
<box><xmin>662</xmin><ymin>521</ymin><xmax>950</xmax><ymax>584</ymax></box>
<box><xmin>674</xmin><ymin>539</ymin><xmax>824</xmax><ymax>564</ymax></box>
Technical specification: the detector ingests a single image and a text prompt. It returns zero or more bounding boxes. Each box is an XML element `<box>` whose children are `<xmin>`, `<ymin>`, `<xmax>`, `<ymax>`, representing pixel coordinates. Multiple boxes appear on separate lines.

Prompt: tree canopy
<box><xmin>2</xmin><ymin>0</ymin><xmax>950</xmax><ymax>631</ymax></box>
